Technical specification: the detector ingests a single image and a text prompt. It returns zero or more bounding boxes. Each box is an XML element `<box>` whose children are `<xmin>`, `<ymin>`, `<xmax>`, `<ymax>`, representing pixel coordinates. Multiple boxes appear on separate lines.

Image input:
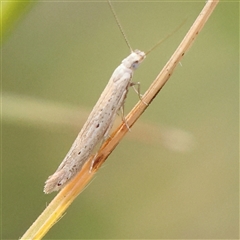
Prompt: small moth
<box><xmin>44</xmin><ymin>1</ymin><xmax>146</xmax><ymax>194</ymax></box>
<box><xmin>44</xmin><ymin>50</ymin><xmax>146</xmax><ymax>193</ymax></box>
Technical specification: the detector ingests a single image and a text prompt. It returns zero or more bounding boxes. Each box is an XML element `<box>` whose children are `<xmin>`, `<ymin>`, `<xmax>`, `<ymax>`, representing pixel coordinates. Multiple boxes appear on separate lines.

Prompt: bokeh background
<box><xmin>2</xmin><ymin>1</ymin><xmax>238</xmax><ymax>239</ymax></box>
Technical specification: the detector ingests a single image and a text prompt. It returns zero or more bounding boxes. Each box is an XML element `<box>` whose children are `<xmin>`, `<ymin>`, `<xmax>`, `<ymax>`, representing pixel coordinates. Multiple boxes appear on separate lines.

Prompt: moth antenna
<box><xmin>145</xmin><ymin>18</ymin><xmax>187</xmax><ymax>56</ymax></box>
<box><xmin>107</xmin><ymin>0</ymin><xmax>133</xmax><ymax>52</ymax></box>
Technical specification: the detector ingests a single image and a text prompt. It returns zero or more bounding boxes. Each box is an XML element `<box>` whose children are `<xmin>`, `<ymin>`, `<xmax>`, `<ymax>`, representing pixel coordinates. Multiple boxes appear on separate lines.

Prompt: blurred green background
<box><xmin>2</xmin><ymin>1</ymin><xmax>238</xmax><ymax>239</ymax></box>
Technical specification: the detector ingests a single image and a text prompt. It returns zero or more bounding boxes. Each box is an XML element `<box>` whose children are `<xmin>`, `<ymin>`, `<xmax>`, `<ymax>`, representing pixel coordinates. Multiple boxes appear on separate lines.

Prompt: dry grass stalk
<box><xmin>21</xmin><ymin>1</ymin><xmax>219</xmax><ymax>239</ymax></box>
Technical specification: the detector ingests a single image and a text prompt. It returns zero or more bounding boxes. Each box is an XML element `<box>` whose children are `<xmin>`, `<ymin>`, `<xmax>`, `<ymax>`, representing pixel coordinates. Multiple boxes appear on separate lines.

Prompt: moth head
<box><xmin>122</xmin><ymin>49</ymin><xmax>146</xmax><ymax>70</ymax></box>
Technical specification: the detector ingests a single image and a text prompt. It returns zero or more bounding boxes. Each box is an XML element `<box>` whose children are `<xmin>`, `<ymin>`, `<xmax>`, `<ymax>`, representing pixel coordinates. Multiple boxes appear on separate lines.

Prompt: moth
<box><xmin>44</xmin><ymin>1</ymin><xmax>147</xmax><ymax>193</ymax></box>
<box><xmin>44</xmin><ymin>0</ymin><xmax>180</xmax><ymax>193</ymax></box>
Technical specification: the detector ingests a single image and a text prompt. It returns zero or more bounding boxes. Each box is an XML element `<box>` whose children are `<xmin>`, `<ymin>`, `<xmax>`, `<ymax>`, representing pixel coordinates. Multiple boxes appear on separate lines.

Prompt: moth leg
<box><xmin>116</xmin><ymin>88</ymin><xmax>131</xmax><ymax>131</ymax></box>
<box><xmin>90</xmin><ymin>142</ymin><xmax>105</xmax><ymax>172</ymax></box>
<box><xmin>89</xmin><ymin>147</ymin><xmax>101</xmax><ymax>172</ymax></box>
<box><xmin>130</xmin><ymin>82</ymin><xmax>148</xmax><ymax>105</ymax></box>
<box><xmin>120</xmin><ymin>105</ymin><xmax>131</xmax><ymax>131</ymax></box>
